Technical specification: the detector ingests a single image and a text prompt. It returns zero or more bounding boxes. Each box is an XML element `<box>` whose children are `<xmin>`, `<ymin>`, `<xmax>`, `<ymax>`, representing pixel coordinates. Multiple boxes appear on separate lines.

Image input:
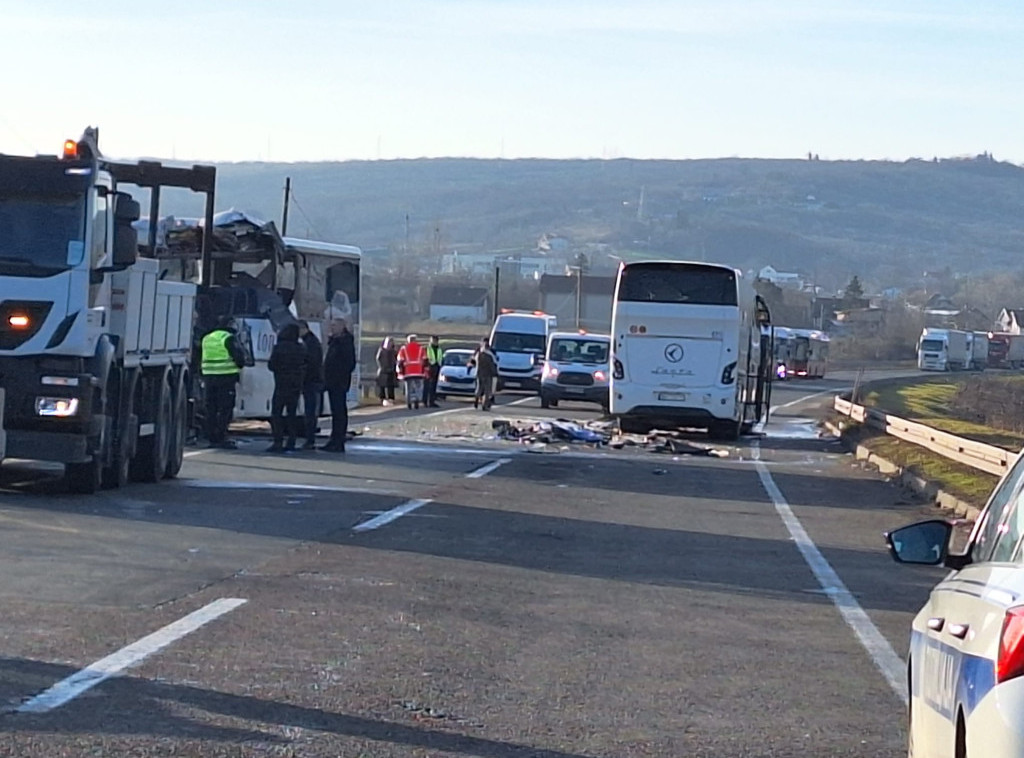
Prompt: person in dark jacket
<box><xmin>376</xmin><ymin>336</ymin><xmax>398</xmax><ymax>405</ymax></box>
<box><xmin>469</xmin><ymin>337</ymin><xmax>499</xmax><ymax>411</ymax></box>
<box><xmin>267</xmin><ymin>323</ymin><xmax>308</xmax><ymax>452</ymax></box>
<box><xmin>298</xmin><ymin>320</ymin><xmax>324</xmax><ymax>450</ymax></box>
<box><xmin>322</xmin><ymin>318</ymin><xmax>357</xmax><ymax>452</ymax></box>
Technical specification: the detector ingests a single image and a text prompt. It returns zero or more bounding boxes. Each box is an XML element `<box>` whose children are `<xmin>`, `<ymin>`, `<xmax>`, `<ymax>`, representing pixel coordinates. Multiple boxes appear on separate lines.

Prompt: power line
<box><xmin>287</xmin><ymin>191</ymin><xmax>325</xmax><ymax>240</ymax></box>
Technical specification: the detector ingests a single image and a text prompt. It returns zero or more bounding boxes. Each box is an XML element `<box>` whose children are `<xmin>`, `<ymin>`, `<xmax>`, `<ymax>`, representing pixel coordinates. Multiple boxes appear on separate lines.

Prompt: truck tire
<box><xmin>131</xmin><ymin>373</ymin><xmax>171</xmax><ymax>483</ymax></box>
<box><xmin>103</xmin><ymin>370</ymin><xmax>136</xmax><ymax>490</ymax></box>
<box><xmin>102</xmin><ymin>439</ymin><xmax>131</xmax><ymax>489</ymax></box>
<box><xmin>164</xmin><ymin>371</ymin><xmax>188</xmax><ymax>479</ymax></box>
<box><xmin>66</xmin><ymin>457</ymin><xmax>102</xmax><ymax>494</ymax></box>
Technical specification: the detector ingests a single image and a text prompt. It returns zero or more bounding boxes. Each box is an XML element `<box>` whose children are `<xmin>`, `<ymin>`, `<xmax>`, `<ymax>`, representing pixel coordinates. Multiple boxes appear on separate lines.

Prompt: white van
<box><xmin>489</xmin><ymin>310</ymin><xmax>557</xmax><ymax>391</ymax></box>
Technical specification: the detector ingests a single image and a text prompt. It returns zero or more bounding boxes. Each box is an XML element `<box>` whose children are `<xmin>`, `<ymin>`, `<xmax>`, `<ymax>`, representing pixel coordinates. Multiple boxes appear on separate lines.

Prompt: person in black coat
<box><xmin>322</xmin><ymin>318</ymin><xmax>357</xmax><ymax>452</ymax></box>
<box><xmin>267</xmin><ymin>322</ymin><xmax>308</xmax><ymax>452</ymax></box>
<box><xmin>298</xmin><ymin>320</ymin><xmax>324</xmax><ymax>450</ymax></box>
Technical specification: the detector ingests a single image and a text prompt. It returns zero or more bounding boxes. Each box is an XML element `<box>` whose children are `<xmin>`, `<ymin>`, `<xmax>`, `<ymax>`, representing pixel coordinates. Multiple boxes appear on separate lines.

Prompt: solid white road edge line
<box><xmin>352</xmin><ymin>498</ymin><xmax>431</xmax><ymax>533</ymax></box>
<box><xmin>466</xmin><ymin>458</ymin><xmax>512</xmax><ymax>478</ymax></box>
<box><xmin>17</xmin><ymin>598</ymin><xmax>248</xmax><ymax>714</ymax></box>
<box><xmin>774</xmin><ymin>387</ymin><xmax>851</xmax><ymax>410</ymax></box>
<box><xmin>752</xmin><ymin>441</ymin><xmax>908</xmax><ymax>705</ymax></box>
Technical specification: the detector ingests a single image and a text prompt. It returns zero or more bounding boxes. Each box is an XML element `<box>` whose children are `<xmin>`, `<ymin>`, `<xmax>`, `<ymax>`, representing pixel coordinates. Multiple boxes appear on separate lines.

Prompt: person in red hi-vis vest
<box><xmin>397</xmin><ymin>334</ymin><xmax>427</xmax><ymax>410</ymax></box>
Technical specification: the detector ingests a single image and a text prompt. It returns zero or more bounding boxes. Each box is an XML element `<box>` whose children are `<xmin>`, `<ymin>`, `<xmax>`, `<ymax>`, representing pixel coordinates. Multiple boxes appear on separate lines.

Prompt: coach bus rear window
<box><xmin>618</xmin><ymin>264</ymin><xmax>738</xmax><ymax>306</ymax></box>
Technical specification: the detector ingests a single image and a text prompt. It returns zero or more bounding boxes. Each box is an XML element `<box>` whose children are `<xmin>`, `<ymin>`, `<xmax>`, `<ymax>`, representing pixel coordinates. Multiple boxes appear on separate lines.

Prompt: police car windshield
<box><xmin>0</xmin><ymin>193</ymin><xmax>85</xmax><ymax>274</ymax></box>
<box><xmin>548</xmin><ymin>338</ymin><xmax>609</xmax><ymax>364</ymax></box>
<box><xmin>492</xmin><ymin>332</ymin><xmax>546</xmax><ymax>353</ymax></box>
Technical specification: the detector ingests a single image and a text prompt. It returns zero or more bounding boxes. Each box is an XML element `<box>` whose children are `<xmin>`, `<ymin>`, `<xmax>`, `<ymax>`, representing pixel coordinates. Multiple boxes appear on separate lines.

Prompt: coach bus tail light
<box><xmin>612</xmin><ymin>358</ymin><xmax>624</xmax><ymax>380</ymax></box>
<box><xmin>721</xmin><ymin>362</ymin><xmax>737</xmax><ymax>385</ymax></box>
<box><xmin>997</xmin><ymin>606</ymin><xmax>1024</xmax><ymax>683</ymax></box>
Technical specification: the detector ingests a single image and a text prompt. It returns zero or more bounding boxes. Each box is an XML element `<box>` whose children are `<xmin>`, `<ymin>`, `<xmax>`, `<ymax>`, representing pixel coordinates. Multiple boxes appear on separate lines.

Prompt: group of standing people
<box><xmin>374</xmin><ymin>333</ymin><xmax>499</xmax><ymax>411</ymax></box>
<box><xmin>267</xmin><ymin>318</ymin><xmax>356</xmax><ymax>452</ymax></box>
<box><xmin>199</xmin><ymin>317</ymin><xmax>356</xmax><ymax>454</ymax></box>
<box><xmin>374</xmin><ymin>334</ymin><xmax>444</xmax><ymax>410</ymax></box>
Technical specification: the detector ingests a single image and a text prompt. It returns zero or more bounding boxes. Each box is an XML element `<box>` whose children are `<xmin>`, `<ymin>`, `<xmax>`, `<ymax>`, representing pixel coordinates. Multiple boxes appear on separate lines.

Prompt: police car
<box><xmin>887</xmin><ymin>451</ymin><xmax>1024</xmax><ymax>757</ymax></box>
<box><xmin>539</xmin><ymin>331</ymin><xmax>610</xmax><ymax>411</ymax></box>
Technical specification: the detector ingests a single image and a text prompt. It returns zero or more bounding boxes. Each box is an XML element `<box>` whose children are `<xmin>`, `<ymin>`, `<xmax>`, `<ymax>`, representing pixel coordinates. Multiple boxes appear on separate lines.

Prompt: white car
<box><xmin>887</xmin><ymin>452</ymin><xmax>1024</xmax><ymax>757</ymax></box>
<box><xmin>436</xmin><ymin>348</ymin><xmax>476</xmax><ymax>398</ymax></box>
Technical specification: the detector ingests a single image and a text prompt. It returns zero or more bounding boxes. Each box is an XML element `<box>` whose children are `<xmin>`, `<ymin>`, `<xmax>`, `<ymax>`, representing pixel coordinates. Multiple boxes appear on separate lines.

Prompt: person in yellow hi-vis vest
<box><xmin>423</xmin><ymin>335</ymin><xmax>443</xmax><ymax>408</ymax></box>
<box><xmin>201</xmin><ymin>317</ymin><xmax>247</xmax><ymax>449</ymax></box>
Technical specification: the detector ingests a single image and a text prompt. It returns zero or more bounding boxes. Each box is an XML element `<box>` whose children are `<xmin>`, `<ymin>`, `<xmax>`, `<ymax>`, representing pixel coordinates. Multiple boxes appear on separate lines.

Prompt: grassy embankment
<box><xmin>855</xmin><ymin>376</ymin><xmax>1024</xmax><ymax>505</ymax></box>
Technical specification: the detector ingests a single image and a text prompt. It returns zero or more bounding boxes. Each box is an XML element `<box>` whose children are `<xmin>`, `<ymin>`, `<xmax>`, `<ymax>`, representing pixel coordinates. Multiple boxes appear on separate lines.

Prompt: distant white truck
<box><xmin>917</xmin><ymin>328</ymin><xmax>970</xmax><ymax>371</ymax></box>
<box><xmin>489</xmin><ymin>310</ymin><xmax>557</xmax><ymax>392</ymax></box>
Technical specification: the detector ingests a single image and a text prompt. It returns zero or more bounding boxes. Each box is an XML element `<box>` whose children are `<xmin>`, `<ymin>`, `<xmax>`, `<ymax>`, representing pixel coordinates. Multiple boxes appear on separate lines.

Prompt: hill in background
<box><xmin>164</xmin><ymin>154</ymin><xmax>1024</xmax><ymax>293</ymax></box>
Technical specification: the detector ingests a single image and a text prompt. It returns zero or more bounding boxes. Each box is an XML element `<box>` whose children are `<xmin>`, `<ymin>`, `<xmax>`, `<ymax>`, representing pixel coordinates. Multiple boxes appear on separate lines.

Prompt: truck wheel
<box><xmin>164</xmin><ymin>373</ymin><xmax>187</xmax><ymax>479</ymax></box>
<box><xmin>66</xmin><ymin>457</ymin><xmax>102</xmax><ymax>494</ymax></box>
<box><xmin>102</xmin><ymin>440</ymin><xmax>131</xmax><ymax>489</ymax></box>
<box><xmin>131</xmin><ymin>376</ymin><xmax>171</xmax><ymax>483</ymax></box>
<box><xmin>103</xmin><ymin>371</ymin><xmax>136</xmax><ymax>489</ymax></box>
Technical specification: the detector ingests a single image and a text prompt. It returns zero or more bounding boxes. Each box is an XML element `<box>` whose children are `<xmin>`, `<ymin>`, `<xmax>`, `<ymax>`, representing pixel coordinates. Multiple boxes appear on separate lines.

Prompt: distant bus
<box><xmin>212</xmin><ymin>237</ymin><xmax>362</xmax><ymax>417</ymax></box>
<box><xmin>608</xmin><ymin>260</ymin><xmax>772</xmax><ymax>439</ymax></box>
<box><xmin>787</xmin><ymin>328</ymin><xmax>829</xmax><ymax>378</ymax></box>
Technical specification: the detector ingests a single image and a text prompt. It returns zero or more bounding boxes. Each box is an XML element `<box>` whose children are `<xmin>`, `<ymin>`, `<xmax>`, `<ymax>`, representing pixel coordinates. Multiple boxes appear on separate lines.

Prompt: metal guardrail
<box><xmin>833</xmin><ymin>394</ymin><xmax>1019</xmax><ymax>477</ymax></box>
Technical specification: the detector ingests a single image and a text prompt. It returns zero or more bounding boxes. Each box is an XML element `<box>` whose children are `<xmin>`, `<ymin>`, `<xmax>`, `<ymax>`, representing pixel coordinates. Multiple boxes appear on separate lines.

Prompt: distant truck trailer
<box><xmin>987</xmin><ymin>332</ymin><xmax>1024</xmax><ymax>369</ymax></box>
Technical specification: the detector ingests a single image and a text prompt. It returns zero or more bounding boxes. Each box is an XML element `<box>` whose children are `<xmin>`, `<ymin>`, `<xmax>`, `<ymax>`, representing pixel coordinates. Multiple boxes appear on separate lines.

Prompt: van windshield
<box><xmin>492</xmin><ymin>332</ymin><xmax>546</xmax><ymax>353</ymax></box>
<box><xmin>548</xmin><ymin>338</ymin><xmax>609</xmax><ymax>364</ymax></box>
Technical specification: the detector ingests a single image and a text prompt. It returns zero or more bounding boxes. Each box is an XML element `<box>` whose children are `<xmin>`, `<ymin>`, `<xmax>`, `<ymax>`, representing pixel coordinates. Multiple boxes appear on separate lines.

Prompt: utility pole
<box><xmin>281</xmin><ymin>177</ymin><xmax>291</xmax><ymax>236</ymax></box>
<box><xmin>493</xmin><ymin>267</ymin><xmax>501</xmax><ymax>320</ymax></box>
<box><xmin>575</xmin><ymin>267</ymin><xmax>583</xmax><ymax>330</ymax></box>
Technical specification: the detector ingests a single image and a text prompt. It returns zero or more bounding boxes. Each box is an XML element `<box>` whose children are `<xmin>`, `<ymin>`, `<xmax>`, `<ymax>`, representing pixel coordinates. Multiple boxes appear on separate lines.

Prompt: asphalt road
<box><xmin>0</xmin><ymin>371</ymin><xmax>943</xmax><ymax>756</ymax></box>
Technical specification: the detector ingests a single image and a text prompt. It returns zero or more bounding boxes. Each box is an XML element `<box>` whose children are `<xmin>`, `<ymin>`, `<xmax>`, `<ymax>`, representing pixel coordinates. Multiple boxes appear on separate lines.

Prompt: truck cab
<box><xmin>0</xmin><ymin>129</ymin><xmax>215</xmax><ymax>492</ymax></box>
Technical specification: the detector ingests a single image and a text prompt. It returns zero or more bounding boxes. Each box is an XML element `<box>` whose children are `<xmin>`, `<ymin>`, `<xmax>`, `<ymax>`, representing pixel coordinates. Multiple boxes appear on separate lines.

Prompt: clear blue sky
<box><xmin>2</xmin><ymin>0</ymin><xmax>1022</xmax><ymax>163</ymax></box>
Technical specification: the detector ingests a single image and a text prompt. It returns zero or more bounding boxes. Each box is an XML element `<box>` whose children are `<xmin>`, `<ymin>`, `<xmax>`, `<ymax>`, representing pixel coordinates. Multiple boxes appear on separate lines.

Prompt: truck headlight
<box><xmin>36</xmin><ymin>397</ymin><xmax>79</xmax><ymax>417</ymax></box>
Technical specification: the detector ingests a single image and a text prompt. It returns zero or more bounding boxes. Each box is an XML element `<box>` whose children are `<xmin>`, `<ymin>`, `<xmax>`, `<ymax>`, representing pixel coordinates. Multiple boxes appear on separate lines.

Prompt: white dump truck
<box><xmin>0</xmin><ymin>128</ymin><xmax>216</xmax><ymax>492</ymax></box>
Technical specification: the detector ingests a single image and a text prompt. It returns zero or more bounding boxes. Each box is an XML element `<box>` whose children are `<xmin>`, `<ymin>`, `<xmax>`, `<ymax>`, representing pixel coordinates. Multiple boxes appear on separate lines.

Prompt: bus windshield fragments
<box><xmin>618</xmin><ymin>264</ymin><xmax>737</xmax><ymax>306</ymax></box>
<box><xmin>0</xmin><ymin>194</ymin><xmax>86</xmax><ymax>273</ymax></box>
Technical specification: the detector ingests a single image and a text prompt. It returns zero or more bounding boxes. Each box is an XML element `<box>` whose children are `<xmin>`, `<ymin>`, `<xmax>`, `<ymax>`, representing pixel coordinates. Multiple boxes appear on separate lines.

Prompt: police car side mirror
<box><xmin>885</xmin><ymin>520</ymin><xmax>953</xmax><ymax>565</ymax></box>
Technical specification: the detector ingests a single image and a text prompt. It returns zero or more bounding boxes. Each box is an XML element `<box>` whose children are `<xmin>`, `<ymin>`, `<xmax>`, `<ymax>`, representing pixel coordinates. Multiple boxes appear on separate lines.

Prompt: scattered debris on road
<box><xmin>490</xmin><ymin>418</ymin><xmax>730</xmax><ymax>457</ymax></box>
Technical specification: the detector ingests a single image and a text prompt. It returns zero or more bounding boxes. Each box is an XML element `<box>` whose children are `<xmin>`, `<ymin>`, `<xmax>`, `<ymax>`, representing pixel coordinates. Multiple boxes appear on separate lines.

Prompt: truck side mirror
<box><xmin>112</xmin><ymin>194</ymin><xmax>140</xmax><ymax>268</ymax></box>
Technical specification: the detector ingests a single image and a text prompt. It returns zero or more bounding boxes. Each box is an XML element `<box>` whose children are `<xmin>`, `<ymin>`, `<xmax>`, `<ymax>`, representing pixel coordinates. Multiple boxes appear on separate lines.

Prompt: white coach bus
<box><xmin>609</xmin><ymin>260</ymin><xmax>772</xmax><ymax>439</ymax></box>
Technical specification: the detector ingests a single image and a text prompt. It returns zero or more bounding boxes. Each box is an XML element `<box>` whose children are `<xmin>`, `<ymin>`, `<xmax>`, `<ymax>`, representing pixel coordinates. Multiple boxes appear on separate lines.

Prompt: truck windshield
<box><xmin>920</xmin><ymin>339</ymin><xmax>945</xmax><ymax>351</ymax></box>
<box><xmin>492</xmin><ymin>332</ymin><xmax>546</xmax><ymax>353</ymax></box>
<box><xmin>0</xmin><ymin>194</ymin><xmax>85</xmax><ymax>275</ymax></box>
